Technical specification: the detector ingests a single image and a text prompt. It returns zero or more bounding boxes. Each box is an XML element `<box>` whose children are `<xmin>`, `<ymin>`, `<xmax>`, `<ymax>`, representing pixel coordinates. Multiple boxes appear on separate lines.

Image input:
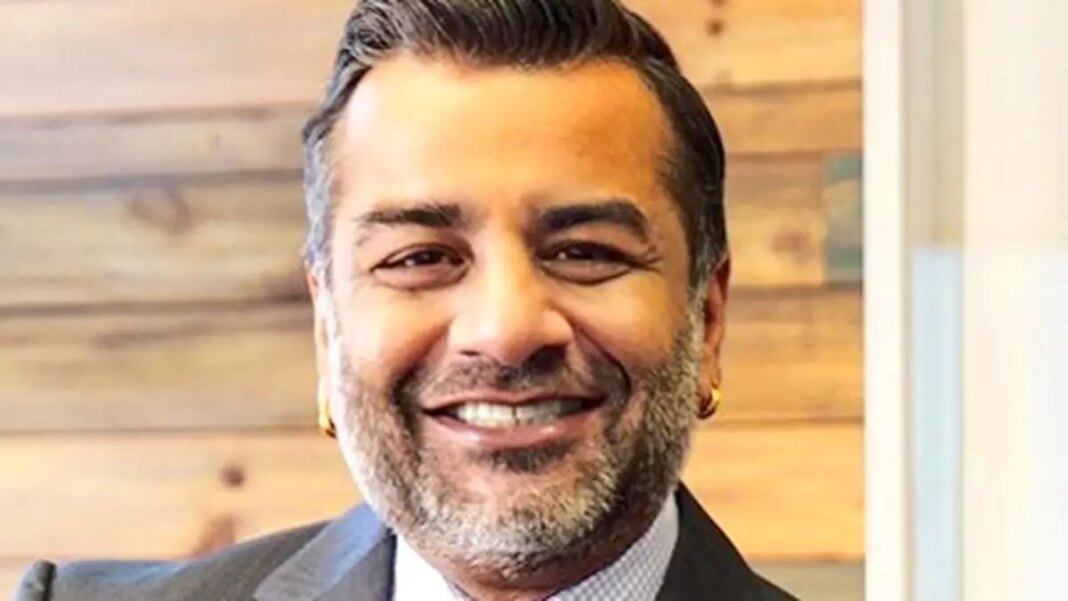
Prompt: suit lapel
<box><xmin>254</xmin><ymin>504</ymin><xmax>395</xmax><ymax>601</ymax></box>
<box><xmin>314</xmin><ymin>539</ymin><xmax>395</xmax><ymax>601</ymax></box>
<box><xmin>656</xmin><ymin>486</ymin><xmax>764</xmax><ymax>600</ymax></box>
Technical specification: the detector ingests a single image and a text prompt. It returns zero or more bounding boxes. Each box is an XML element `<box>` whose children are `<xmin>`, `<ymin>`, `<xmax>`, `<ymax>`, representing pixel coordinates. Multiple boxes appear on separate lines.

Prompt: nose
<box><xmin>448</xmin><ymin>240</ymin><xmax>574</xmax><ymax>367</ymax></box>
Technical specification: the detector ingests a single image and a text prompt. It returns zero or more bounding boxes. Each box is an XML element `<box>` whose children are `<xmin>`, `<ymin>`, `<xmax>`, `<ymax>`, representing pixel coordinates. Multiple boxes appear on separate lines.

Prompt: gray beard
<box><xmin>325</xmin><ymin>310</ymin><xmax>703</xmax><ymax>577</ymax></box>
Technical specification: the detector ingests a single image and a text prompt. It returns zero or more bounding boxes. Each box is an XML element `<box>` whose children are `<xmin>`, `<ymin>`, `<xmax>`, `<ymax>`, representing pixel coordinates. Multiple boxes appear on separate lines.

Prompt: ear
<box><xmin>699</xmin><ymin>256</ymin><xmax>731</xmax><ymax>388</ymax></box>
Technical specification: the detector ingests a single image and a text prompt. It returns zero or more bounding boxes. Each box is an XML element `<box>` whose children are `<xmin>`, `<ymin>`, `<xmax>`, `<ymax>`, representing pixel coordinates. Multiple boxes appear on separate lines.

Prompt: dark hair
<box><xmin>302</xmin><ymin>0</ymin><xmax>726</xmax><ymax>291</ymax></box>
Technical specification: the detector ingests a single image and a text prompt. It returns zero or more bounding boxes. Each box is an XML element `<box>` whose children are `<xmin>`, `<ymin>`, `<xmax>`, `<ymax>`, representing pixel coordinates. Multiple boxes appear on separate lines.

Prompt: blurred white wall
<box><xmin>866</xmin><ymin>0</ymin><xmax>1067</xmax><ymax>599</ymax></box>
<box><xmin>962</xmin><ymin>1</ymin><xmax>1067</xmax><ymax>599</ymax></box>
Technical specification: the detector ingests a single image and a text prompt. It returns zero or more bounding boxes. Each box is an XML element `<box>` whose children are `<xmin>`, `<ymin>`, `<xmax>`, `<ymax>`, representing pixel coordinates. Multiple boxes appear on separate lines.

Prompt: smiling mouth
<box><xmin>427</xmin><ymin>397</ymin><xmax>604</xmax><ymax>429</ymax></box>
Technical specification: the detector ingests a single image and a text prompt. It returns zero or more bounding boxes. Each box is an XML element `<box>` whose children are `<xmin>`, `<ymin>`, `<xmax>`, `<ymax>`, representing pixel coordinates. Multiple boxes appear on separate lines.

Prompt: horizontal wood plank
<box><xmin>0</xmin><ymin>304</ymin><xmax>317</xmax><ymax>432</ymax></box>
<box><xmin>629</xmin><ymin>0</ymin><xmax>860</xmax><ymax>90</ymax></box>
<box><xmin>0</xmin><ymin>0</ymin><xmax>350</xmax><ymax>119</ymax></box>
<box><xmin>0</xmin><ymin>111</ymin><xmax>306</xmax><ymax>184</ymax></box>
<box><xmin>0</xmin><ymin>424</ymin><xmax>862</xmax><ymax>561</ymax></box>
<box><xmin>0</xmin><ymin>180</ymin><xmax>309</xmax><ymax>308</ymax></box>
<box><xmin>687</xmin><ymin>424</ymin><xmax>863</xmax><ymax>561</ymax></box>
<box><xmin>0</xmin><ymin>156</ymin><xmax>860</xmax><ymax>308</ymax></box>
<box><xmin>0</xmin><ymin>0</ymin><xmax>858</xmax><ymax>119</ymax></box>
<box><xmin>0</xmin><ymin>288</ymin><xmax>861</xmax><ymax>433</ymax></box>
<box><xmin>708</xmin><ymin>85</ymin><xmax>862</xmax><ymax>155</ymax></box>
<box><xmin>727</xmin><ymin>155</ymin><xmax>831</xmax><ymax>288</ymax></box>
<box><xmin>721</xmin><ymin>288</ymin><xmax>862</xmax><ymax>423</ymax></box>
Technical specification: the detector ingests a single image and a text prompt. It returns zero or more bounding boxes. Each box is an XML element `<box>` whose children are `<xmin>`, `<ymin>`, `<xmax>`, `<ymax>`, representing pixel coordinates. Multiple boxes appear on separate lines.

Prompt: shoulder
<box><xmin>12</xmin><ymin>520</ymin><xmax>329</xmax><ymax>601</ymax></box>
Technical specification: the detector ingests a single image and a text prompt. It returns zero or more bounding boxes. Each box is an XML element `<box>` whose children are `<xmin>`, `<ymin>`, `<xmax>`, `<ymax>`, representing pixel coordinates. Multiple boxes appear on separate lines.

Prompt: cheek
<box><xmin>330</xmin><ymin>233</ymin><xmax>448</xmax><ymax>388</ymax></box>
<box><xmin>334</xmin><ymin>287</ymin><xmax>450</xmax><ymax>389</ymax></box>
<box><xmin>564</xmin><ymin>278</ymin><xmax>685</xmax><ymax>376</ymax></box>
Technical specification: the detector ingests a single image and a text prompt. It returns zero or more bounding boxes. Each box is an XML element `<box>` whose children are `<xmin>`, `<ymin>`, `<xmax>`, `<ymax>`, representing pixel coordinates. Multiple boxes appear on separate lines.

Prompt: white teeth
<box><xmin>453</xmin><ymin>400</ymin><xmax>585</xmax><ymax>428</ymax></box>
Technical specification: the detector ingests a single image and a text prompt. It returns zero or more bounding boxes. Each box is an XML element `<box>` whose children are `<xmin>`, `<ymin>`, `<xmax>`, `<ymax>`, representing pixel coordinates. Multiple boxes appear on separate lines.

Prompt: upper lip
<box><xmin>422</xmin><ymin>390</ymin><xmax>603</xmax><ymax>414</ymax></box>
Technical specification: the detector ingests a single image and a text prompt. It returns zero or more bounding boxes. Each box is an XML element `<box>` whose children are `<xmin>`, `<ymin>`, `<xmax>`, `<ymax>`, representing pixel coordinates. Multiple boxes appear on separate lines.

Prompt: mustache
<box><xmin>395</xmin><ymin>349</ymin><xmax>630</xmax><ymax>404</ymax></box>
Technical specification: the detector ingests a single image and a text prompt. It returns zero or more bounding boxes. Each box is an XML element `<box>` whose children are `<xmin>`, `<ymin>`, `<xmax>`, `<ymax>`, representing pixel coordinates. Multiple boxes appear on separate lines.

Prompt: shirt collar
<box><xmin>393</xmin><ymin>492</ymin><xmax>679</xmax><ymax>601</ymax></box>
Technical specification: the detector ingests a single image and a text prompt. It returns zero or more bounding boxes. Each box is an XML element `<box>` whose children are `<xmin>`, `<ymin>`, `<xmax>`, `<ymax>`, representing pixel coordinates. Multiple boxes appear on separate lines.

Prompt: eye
<box><xmin>372</xmin><ymin>246</ymin><xmax>467</xmax><ymax>289</ymax></box>
<box><xmin>540</xmin><ymin>242</ymin><xmax>637</xmax><ymax>284</ymax></box>
<box><xmin>547</xmin><ymin>243</ymin><xmax>631</xmax><ymax>263</ymax></box>
<box><xmin>381</xmin><ymin>248</ymin><xmax>461</xmax><ymax>269</ymax></box>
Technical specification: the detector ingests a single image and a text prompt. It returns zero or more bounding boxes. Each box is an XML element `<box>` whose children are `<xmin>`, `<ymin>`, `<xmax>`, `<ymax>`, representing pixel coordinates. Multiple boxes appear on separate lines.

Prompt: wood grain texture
<box><xmin>708</xmin><ymin>85</ymin><xmax>862</xmax><ymax>155</ymax></box>
<box><xmin>729</xmin><ymin>155</ymin><xmax>827</xmax><ymax>288</ymax></box>
<box><xmin>0</xmin><ymin>156</ymin><xmax>861</xmax><ymax>308</ymax></box>
<box><xmin>0</xmin><ymin>0</ymin><xmax>859</xmax><ymax>119</ymax></box>
<box><xmin>0</xmin><ymin>288</ymin><xmax>860</xmax><ymax>433</ymax></box>
<box><xmin>0</xmin><ymin>424</ymin><xmax>862</xmax><ymax>561</ymax></box>
<box><xmin>0</xmin><ymin>111</ymin><xmax>306</xmax><ymax>184</ymax></box>
<box><xmin>0</xmin><ymin>180</ymin><xmax>309</xmax><ymax>308</ymax></box>
<box><xmin>628</xmin><ymin>0</ymin><xmax>860</xmax><ymax>90</ymax></box>
<box><xmin>0</xmin><ymin>304</ymin><xmax>316</xmax><ymax>432</ymax></box>
<box><xmin>686</xmin><ymin>424</ymin><xmax>863</xmax><ymax>560</ymax></box>
<box><xmin>0</xmin><ymin>0</ymin><xmax>351</xmax><ymax>119</ymax></box>
<box><xmin>721</xmin><ymin>288</ymin><xmax>862</xmax><ymax>423</ymax></box>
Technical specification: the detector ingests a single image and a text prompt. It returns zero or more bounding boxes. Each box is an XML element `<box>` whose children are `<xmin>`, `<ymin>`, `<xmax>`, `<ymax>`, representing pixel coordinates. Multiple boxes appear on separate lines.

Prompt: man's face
<box><xmin>312</xmin><ymin>55</ymin><xmax>724</xmax><ymax>571</ymax></box>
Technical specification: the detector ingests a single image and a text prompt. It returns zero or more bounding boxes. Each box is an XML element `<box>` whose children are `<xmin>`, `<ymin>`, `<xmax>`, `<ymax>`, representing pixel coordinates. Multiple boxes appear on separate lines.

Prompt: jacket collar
<box><xmin>254</xmin><ymin>486</ymin><xmax>765</xmax><ymax>601</ymax></box>
<box><xmin>656</xmin><ymin>486</ymin><xmax>766</xmax><ymax>600</ymax></box>
<box><xmin>254</xmin><ymin>503</ymin><xmax>394</xmax><ymax>601</ymax></box>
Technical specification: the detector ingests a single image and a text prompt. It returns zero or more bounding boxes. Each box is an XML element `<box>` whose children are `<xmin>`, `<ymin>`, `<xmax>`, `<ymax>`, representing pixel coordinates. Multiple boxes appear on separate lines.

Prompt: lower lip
<box><xmin>425</xmin><ymin>405</ymin><xmax>603</xmax><ymax>450</ymax></box>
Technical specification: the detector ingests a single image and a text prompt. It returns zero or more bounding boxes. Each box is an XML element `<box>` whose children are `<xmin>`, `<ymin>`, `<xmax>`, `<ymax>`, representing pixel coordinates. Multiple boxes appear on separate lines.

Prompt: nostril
<box><xmin>453</xmin><ymin>345</ymin><xmax>566</xmax><ymax>369</ymax></box>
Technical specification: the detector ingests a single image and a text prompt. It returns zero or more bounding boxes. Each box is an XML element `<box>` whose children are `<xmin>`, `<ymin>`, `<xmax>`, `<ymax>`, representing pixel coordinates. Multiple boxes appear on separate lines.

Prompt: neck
<box><xmin>411</xmin><ymin>499</ymin><xmax>666</xmax><ymax>601</ymax></box>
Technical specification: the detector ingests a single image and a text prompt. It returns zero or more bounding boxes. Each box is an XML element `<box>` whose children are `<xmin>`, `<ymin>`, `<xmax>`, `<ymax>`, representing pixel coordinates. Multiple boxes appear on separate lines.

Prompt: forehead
<box><xmin>333</xmin><ymin>54</ymin><xmax>674</xmax><ymax>217</ymax></box>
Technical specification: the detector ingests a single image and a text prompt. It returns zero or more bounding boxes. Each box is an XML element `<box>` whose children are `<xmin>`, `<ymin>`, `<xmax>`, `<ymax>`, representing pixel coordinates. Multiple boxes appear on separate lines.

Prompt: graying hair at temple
<box><xmin>300</xmin><ymin>0</ymin><xmax>728</xmax><ymax>292</ymax></box>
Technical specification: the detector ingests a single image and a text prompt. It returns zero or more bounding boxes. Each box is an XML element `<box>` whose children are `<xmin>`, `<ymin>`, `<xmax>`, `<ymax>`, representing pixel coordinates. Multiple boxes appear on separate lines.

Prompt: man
<box><xmin>15</xmin><ymin>1</ymin><xmax>796</xmax><ymax>599</ymax></box>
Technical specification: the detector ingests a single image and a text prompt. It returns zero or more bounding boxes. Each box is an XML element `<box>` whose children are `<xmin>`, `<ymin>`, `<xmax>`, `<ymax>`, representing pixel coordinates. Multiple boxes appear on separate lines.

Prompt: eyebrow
<box><xmin>350</xmin><ymin>199</ymin><xmax>652</xmax><ymax>244</ymax></box>
<box><xmin>535</xmin><ymin>200</ymin><xmax>651</xmax><ymax>241</ymax></box>
<box><xmin>351</xmin><ymin>202</ymin><xmax>464</xmax><ymax>246</ymax></box>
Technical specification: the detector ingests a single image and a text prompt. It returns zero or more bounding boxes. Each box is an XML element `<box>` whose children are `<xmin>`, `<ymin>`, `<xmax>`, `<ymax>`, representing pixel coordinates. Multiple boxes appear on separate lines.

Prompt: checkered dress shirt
<box><xmin>392</xmin><ymin>493</ymin><xmax>679</xmax><ymax>600</ymax></box>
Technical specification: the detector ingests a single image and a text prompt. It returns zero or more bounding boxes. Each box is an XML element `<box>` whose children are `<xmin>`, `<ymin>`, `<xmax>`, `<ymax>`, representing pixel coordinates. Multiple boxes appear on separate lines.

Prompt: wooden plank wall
<box><xmin>0</xmin><ymin>0</ymin><xmax>863</xmax><ymax>595</ymax></box>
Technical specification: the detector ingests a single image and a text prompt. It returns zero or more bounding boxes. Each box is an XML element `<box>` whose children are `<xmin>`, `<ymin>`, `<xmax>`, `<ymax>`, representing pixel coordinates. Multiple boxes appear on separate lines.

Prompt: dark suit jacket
<box><xmin>13</xmin><ymin>487</ymin><xmax>796</xmax><ymax>600</ymax></box>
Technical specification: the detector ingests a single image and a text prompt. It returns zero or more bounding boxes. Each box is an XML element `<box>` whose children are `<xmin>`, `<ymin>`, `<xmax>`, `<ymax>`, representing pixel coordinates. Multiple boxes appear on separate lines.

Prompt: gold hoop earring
<box><xmin>698</xmin><ymin>382</ymin><xmax>723</xmax><ymax>420</ymax></box>
<box><xmin>317</xmin><ymin>383</ymin><xmax>336</xmax><ymax>439</ymax></box>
